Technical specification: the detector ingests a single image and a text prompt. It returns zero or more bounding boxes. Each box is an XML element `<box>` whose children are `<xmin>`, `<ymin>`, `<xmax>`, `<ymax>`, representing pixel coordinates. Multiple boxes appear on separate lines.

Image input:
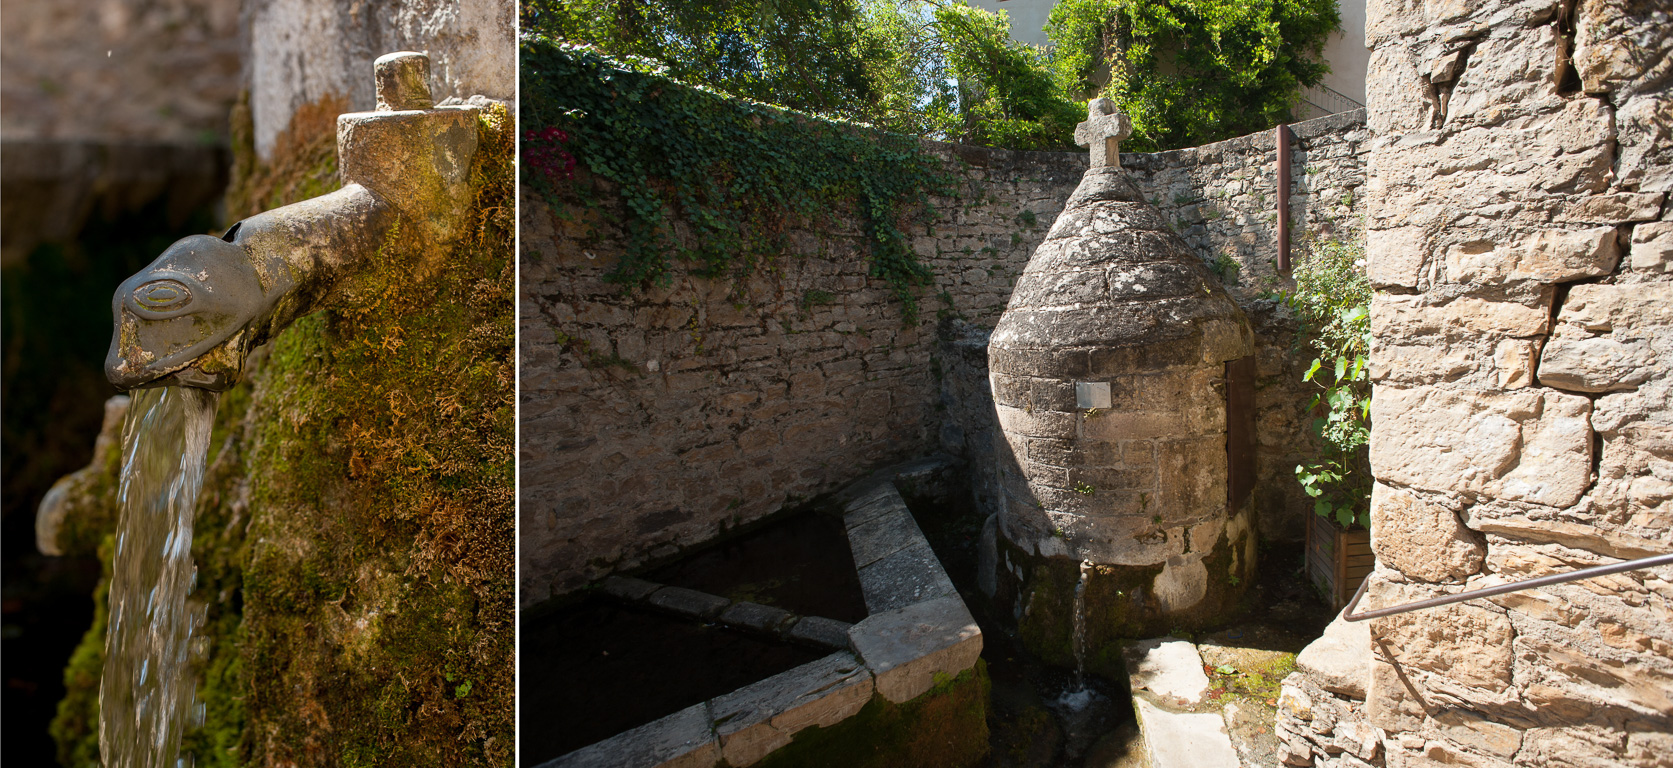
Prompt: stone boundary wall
<box><xmin>1280</xmin><ymin>2</ymin><xmax>1673</xmax><ymax>766</ymax></box>
<box><xmin>1123</xmin><ymin>109</ymin><xmax>1372</xmax><ymax>542</ymax></box>
<box><xmin>519</xmin><ymin>140</ymin><xmax>1086</xmax><ymax>605</ymax></box>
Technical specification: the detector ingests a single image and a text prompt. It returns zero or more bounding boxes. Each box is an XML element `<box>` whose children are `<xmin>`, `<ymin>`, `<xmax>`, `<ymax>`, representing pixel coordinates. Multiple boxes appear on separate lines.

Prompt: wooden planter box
<box><xmin>1306</xmin><ymin>513</ymin><xmax>1374</xmax><ymax>610</ymax></box>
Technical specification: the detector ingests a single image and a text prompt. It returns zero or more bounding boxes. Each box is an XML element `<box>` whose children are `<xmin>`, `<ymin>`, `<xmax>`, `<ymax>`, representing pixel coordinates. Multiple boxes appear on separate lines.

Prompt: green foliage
<box><xmin>521</xmin><ymin>0</ymin><xmax>877</xmax><ymax>118</ymax></box>
<box><xmin>529</xmin><ymin>0</ymin><xmax>1082</xmax><ymax>150</ymax></box>
<box><xmin>922</xmin><ymin>2</ymin><xmax>1083</xmax><ymax>149</ymax></box>
<box><xmin>1046</xmin><ymin>0</ymin><xmax>1339</xmax><ymax>151</ymax></box>
<box><xmin>521</xmin><ymin>39</ymin><xmax>954</xmax><ymax>322</ymax></box>
<box><xmin>1273</xmin><ymin>235</ymin><xmax>1372</xmax><ymax>528</ymax></box>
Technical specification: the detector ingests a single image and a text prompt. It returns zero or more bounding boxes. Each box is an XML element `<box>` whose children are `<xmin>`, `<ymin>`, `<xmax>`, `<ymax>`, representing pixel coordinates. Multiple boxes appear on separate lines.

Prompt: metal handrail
<box><xmin>1341</xmin><ymin>552</ymin><xmax>1673</xmax><ymax>622</ymax></box>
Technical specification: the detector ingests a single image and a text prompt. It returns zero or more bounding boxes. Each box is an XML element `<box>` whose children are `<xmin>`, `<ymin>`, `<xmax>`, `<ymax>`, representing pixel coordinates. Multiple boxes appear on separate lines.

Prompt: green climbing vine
<box><xmin>521</xmin><ymin>38</ymin><xmax>957</xmax><ymax>322</ymax></box>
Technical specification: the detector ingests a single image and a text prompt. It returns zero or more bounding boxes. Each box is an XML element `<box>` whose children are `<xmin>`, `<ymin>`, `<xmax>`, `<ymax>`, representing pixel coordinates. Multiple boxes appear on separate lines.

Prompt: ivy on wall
<box><xmin>521</xmin><ymin>38</ymin><xmax>956</xmax><ymax>322</ymax></box>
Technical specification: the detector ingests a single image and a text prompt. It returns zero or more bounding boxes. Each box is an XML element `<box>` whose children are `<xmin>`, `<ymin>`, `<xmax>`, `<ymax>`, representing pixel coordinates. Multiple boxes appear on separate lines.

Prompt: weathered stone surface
<box><xmin>847</xmin><ymin>595</ymin><xmax>982</xmax><ymax>703</ymax></box>
<box><xmin>857</xmin><ymin>541</ymin><xmax>960</xmax><ymax>614</ymax></box>
<box><xmin>1573</xmin><ymin>0</ymin><xmax>1673</xmax><ymax>100</ymax></box>
<box><xmin>1537</xmin><ymin>335</ymin><xmax>1657</xmax><ymax>393</ymax></box>
<box><xmin>1370</xmin><ymin>387</ymin><xmax>1593</xmax><ymax>508</ymax></box>
<box><xmin>786</xmin><ymin>616</ymin><xmax>853</xmax><ymax>650</ymax></box>
<box><xmin>1425</xmin><ymin>709</ymin><xmax>1521</xmax><ymax>758</ymax></box>
<box><xmin>647</xmin><ymin>587</ymin><xmax>731</xmax><ymax>620</ymax></box>
<box><xmin>1367</xmin><ymin>580</ymin><xmax>1515</xmax><ymax>693</ymax></box>
<box><xmin>1554</xmin><ymin>282</ymin><xmax>1673</xmax><ymax>334</ymax></box>
<box><xmin>849</xmin><ymin>503</ymin><xmax>929</xmax><ymax>568</ymax></box>
<box><xmin>1134</xmin><ymin>698</ymin><xmax>1241</xmax><ymax>768</ymax></box>
<box><xmin>1305</xmin><ymin>4</ymin><xmax>1673</xmax><ymax>763</ymax></box>
<box><xmin>601</xmin><ymin>575</ymin><xmax>661</xmax><ymax>602</ymax></box>
<box><xmin>1372</xmin><ymin>293</ymin><xmax>1551</xmax><ymax>340</ymax></box>
<box><xmin>1296</xmin><ymin>612</ymin><xmax>1372</xmax><ymax>700</ymax></box>
<box><xmin>247</xmin><ymin>0</ymin><xmax>515</xmax><ymax>158</ymax></box>
<box><xmin>1630</xmin><ymin>221</ymin><xmax>1673</xmax><ymax>272</ymax></box>
<box><xmin>35</xmin><ymin>395</ymin><xmax>128</xmax><ymax>556</ymax></box>
<box><xmin>541</xmin><ymin>701</ymin><xmax>718</xmax><ymax>768</ymax></box>
<box><xmin>1443</xmin><ymin>227</ymin><xmax>1619</xmax><ymax>284</ymax></box>
<box><xmin>710</xmin><ymin>652</ymin><xmax>873</xmax><ymax>767</ymax></box>
<box><xmin>1369</xmin><ymin>484</ymin><xmax>1484</xmax><ymax>583</ymax></box>
<box><xmin>719</xmin><ymin>601</ymin><xmax>796</xmax><ymax>634</ymax></box>
<box><xmin>1151</xmin><ymin>556</ymin><xmax>1210</xmax><ymax>614</ymax></box>
<box><xmin>1125</xmin><ymin>638</ymin><xmax>1212</xmax><ymax>706</ymax></box>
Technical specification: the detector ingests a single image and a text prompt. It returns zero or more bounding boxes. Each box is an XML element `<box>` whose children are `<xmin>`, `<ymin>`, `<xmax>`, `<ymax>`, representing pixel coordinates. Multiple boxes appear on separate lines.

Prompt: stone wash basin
<box><xmin>529</xmin><ymin>458</ymin><xmax>984</xmax><ymax>768</ymax></box>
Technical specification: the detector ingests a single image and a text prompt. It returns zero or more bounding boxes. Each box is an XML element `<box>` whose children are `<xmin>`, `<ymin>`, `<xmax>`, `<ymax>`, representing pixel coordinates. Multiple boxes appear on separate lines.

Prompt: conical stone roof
<box><xmin>990</xmin><ymin>167</ymin><xmax>1252</xmax><ymax>371</ymax></box>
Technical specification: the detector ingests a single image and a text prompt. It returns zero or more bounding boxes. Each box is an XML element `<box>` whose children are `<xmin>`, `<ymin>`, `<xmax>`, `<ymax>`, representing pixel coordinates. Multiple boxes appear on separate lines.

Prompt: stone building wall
<box><xmin>1124</xmin><ymin>110</ymin><xmax>1372</xmax><ymax>541</ymax></box>
<box><xmin>1279</xmin><ymin>1</ymin><xmax>1673</xmax><ymax>766</ymax></box>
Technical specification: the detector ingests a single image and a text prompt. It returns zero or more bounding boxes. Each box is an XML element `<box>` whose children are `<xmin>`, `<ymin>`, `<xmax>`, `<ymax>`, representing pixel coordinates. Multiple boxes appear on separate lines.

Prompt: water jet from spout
<box><xmin>100</xmin><ymin>386</ymin><xmax>217</xmax><ymax>768</ymax></box>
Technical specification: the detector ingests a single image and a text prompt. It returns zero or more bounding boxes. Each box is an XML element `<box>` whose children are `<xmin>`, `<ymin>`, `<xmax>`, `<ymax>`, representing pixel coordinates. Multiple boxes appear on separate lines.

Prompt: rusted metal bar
<box><xmin>1341</xmin><ymin>552</ymin><xmax>1673</xmax><ymax>622</ymax></box>
<box><xmin>1275</xmin><ymin>123</ymin><xmax>1292</xmax><ymax>274</ymax></box>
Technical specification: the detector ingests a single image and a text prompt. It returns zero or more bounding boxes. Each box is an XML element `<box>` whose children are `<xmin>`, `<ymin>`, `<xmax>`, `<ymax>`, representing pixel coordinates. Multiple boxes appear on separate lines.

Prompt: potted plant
<box><xmin>1280</xmin><ymin>236</ymin><xmax>1374</xmax><ymax>609</ymax></box>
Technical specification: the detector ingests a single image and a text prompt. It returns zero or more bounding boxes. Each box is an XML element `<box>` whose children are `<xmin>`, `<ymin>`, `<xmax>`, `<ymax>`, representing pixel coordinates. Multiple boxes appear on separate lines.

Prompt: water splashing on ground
<box><xmin>101</xmin><ymin>386</ymin><xmax>217</xmax><ymax>768</ymax></box>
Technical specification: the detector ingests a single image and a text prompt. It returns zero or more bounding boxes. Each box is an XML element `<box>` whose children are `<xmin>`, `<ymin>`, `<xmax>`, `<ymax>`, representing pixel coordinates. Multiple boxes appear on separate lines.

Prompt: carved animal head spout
<box><xmin>103</xmin><ymin>51</ymin><xmax>480</xmax><ymax>392</ymax></box>
<box><xmin>105</xmin><ymin>229</ymin><xmax>292</xmax><ymax>391</ymax></box>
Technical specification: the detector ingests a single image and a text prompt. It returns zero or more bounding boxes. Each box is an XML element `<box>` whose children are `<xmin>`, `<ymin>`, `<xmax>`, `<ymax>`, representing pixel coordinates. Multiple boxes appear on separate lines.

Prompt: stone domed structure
<box><xmin>986</xmin><ymin>101</ymin><xmax>1258</xmax><ymax>663</ymax></box>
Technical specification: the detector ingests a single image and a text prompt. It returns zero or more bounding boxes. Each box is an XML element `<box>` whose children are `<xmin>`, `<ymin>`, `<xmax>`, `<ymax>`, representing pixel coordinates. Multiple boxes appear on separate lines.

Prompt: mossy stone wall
<box><xmin>50</xmin><ymin>98</ymin><xmax>515</xmax><ymax>768</ymax></box>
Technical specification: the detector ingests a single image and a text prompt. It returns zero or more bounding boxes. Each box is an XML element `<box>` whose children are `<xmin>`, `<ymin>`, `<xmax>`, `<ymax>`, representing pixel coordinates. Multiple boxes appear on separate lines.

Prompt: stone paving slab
<box><xmin>710</xmin><ymin>652</ymin><xmax>874</xmax><ymax>767</ymax></box>
<box><xmin>1133</xmin><ymin>699</ymin><xmax>1240</xmax><ymax>768</ymax></box>
<box><xmin>1125</xmin><ymin>638</ymin><xmax>1212</xmax><ymax>707</ymax></box>
<box><xmin>537</xmin><ymin>701</ymin><xmax>719</xmax><ymax>768</ymax></box>
<box><xmin>848</xmin><ymin>595</ymin><xmax>983</xmax><ymax>703</ymax></box>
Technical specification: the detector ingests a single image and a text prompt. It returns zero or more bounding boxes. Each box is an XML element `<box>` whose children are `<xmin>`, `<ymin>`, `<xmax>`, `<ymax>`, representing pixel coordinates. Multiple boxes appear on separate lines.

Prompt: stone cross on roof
<box><xmin>1074</xmin><ymin>98</ymin><xmax>1132</xmax><ymax>168</ymax></box>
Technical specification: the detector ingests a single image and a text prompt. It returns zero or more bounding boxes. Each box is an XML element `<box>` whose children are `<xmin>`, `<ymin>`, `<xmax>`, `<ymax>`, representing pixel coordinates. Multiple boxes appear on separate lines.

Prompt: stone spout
<box><xmin>105</xmin><ymin>52</ymin><xmax>479</xmax><ymax>391</ymax></box>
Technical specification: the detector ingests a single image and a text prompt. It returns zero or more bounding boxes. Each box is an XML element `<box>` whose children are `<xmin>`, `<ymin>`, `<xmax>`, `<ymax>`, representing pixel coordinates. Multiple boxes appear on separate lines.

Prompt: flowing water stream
<box><xmin>101</xmin><ymin>386</ymin><xmax>218</xmax><ymax>768</ymax></box>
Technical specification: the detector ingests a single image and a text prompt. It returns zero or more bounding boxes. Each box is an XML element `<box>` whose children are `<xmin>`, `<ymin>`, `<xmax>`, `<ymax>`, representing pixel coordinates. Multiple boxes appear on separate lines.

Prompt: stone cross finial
<box><xmin>1074</xmin><ymin>98</ymin><xmax>1132</xmax><ymax>168</ymax></box>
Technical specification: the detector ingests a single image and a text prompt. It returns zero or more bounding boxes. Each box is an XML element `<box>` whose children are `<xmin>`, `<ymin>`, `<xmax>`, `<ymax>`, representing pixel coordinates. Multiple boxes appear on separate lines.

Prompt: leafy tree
<box><xmin>1046</xmin><ymin>0</ymin><xmax>1339</xmax><ymax>151</ymax></box>
<box><xmin>525</xmin><ymin>0</ymin><xmax>1082</xmax><ymax>149</ymax></box>
<box><xmin>525</xmin><ymin>0</ymin><xmax>1339</xmax><ymax>154</ymax></box>
<box><xmin>520</xmin><ymin>0</ymin><xmax>879</xmax><ymax>119</ymax></box>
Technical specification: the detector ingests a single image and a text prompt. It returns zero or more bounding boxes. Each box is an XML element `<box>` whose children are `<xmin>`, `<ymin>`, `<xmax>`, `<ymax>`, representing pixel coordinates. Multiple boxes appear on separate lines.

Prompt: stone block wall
<box><xmin>1279</xmin><ymin>1</ymin><xmax>1673</xmax><ymax>766</ymax></box>
<box><xmin>1124</xmin><ymin>110</ymin><xmax>1373</xmax><ymax>541</ymax></box>
<box><xmin>518</xmin><ymin>143</ymin><xmax>1087</xmax><ymax>605</ymax></box>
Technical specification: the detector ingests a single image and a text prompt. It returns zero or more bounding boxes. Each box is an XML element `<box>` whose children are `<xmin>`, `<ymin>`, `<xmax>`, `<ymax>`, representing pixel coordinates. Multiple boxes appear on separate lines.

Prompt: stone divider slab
<box><xmin>542</xmin><ymin>459</ymin><xmax>983</xmax><ymax>767</ymax></box>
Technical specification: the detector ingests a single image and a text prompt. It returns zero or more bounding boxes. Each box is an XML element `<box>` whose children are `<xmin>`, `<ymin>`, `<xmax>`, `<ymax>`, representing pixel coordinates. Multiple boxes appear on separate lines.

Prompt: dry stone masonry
<box><xmin>1279</xmin><ymin>1</ymin><xmax>1673</xmax><ymax>766</ymax></box>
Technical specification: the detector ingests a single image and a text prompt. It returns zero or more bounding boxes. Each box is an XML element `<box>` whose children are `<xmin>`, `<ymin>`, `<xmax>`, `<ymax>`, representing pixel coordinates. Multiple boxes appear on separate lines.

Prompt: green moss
<box><xmin>752</xmin><ymin>662</ymin><xmax>991</xmax><ymax>768</ymax></box>
<box><xmin>50</xmin><ymin>535</ymin><xmax>113</xmax><ymax>768</ymax></box>
<box><xmin>1000</xmin><ymin>519</ymin><xmax>1257</xmax><ymax>677</ymax></box>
